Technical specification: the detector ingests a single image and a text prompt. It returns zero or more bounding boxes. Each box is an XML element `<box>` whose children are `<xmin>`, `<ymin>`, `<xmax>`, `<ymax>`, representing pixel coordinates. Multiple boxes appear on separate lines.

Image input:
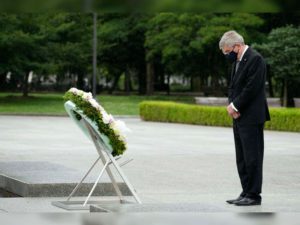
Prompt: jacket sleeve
<box><xmin>233</xmin><ymin>56</ymin><xmax>266</xmax><ymax>111</ymax></box>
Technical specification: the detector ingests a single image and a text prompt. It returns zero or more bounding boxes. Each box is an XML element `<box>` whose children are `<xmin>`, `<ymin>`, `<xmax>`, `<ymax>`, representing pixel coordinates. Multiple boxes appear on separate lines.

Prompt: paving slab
<box><xmin>0</xmin><ymin>115</ymin><xmax>299</xmax><ymax>213</ymax></box>
<box><xmin>0</xmin><ymin>196</ymin><xmax>123</xmax><ymax>213</ymax></box>
<box><xmin>1</xmin><ymin>212</ymin><xmax>300</xmax><ymax>225</ymax></box>
<box><xmin>0</xmin><ymin>160</ymin><xmax>130</xmax><ymax>197</ymax></box>
<box><xmin>90</xmin><ymin>202</ymin><xmax>229</xmax><ymax>213</ymax></box>
<box><xmin>0</xmin><ymin>115</ymin><xmax>133</xmax><ymax>197</ymax></box>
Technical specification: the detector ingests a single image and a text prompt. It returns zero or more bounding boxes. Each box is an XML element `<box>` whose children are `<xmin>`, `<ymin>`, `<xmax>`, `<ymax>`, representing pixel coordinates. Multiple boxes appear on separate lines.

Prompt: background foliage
<box><xmin>0</xmin><ymin>13</ymin><xmax>299</xmax><ymax>105</ymax></box>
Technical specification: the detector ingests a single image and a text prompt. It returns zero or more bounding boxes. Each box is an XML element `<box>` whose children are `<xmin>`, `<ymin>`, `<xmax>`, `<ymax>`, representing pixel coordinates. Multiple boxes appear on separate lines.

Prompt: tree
<box><xmin>0</xmin><ymin>13</ymin><xmax>46</xmax><ymax>96</ymax></box>
<box><xmin>145</xmin><ymin>13</ymin><xmax>205</xmax><ymax>94</ymax></box>
<box><xmin>0</xmin><ymin>14</ymin><xmax>17</xmax><ymax>91</ymax></box>
<box><xmin>253</xmin><ymin>25</ymin><xmax>300</xmax><ymax>107</ymax></box>
<box><xmin>98</xmin><ymin>13</ymin><xmax>150</xmax><ymax>94</ymax></box>
<box><xmin>42</xmin><ymin>13</ymin><xmax>93</xmax><ymax>91</ymax></box>
<box><xmin>145</xmin><ymin>13</ymin><xmax>265</xmax><ymax>95</ymax></box>
<box><xmin>191</xmin><ymin>13</ymin><xmax>265</xmax><ymax>95</ymax></box>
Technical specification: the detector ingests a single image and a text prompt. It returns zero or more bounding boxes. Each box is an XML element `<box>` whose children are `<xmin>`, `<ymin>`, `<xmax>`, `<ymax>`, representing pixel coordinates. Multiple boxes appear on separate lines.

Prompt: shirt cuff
<box><xmin>231</xmin><ymin>102</ymin><xmax>238</xmax><ymax>112</ymax></box>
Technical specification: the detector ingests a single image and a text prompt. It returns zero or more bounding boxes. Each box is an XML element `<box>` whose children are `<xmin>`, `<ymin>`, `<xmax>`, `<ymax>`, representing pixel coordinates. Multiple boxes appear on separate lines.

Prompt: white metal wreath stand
<box><xmin>52</xmin><ymin>118</ymin><xmax>142</xmax><ymax>210</ymax></box>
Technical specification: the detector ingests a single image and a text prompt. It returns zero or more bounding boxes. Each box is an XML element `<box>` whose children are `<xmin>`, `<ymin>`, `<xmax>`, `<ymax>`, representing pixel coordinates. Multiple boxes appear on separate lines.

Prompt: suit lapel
<box><xmin>233</xmin><ymin>47</ymin><xmax>251</xmax><ymax>84</ymax></box>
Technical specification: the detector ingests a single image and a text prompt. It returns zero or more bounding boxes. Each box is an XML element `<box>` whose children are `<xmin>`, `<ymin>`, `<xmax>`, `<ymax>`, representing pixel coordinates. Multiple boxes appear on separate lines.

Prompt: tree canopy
<box><xmin>253</xmin><ymin>25</ymin><xmax>300</xmax><ymax>106</ymax></box>
<box><xmin>0</xmin><ymin>13</ymin><xmax>299</xmax><ymax>104</ymax></box>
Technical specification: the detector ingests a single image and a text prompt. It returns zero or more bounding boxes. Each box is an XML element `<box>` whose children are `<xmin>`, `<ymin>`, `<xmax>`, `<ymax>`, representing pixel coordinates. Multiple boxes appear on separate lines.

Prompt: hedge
<box><xmin>139</xmin><ymin>101</ymin><xmax>300</xmax><ymax>132</ymax></box>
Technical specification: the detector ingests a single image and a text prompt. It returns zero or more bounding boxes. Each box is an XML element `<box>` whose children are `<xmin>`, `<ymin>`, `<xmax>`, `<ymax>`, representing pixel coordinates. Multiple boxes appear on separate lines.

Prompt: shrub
<box><xmin>139</xmin><ymin>101</ymin><xmax>300</xmax><ymax>132</ymax></box>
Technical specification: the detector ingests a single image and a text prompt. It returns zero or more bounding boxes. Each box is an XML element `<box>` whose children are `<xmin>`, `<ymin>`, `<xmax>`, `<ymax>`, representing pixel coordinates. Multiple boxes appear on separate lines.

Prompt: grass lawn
<box><xmin>0</xmin><ymin>92</ymin><xmax>194</xmax><ymax>115</ymax></box>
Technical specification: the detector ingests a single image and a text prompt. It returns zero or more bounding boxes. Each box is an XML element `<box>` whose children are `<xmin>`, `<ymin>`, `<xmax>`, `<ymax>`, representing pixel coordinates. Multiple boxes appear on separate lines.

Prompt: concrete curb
<box><xmin>0</xmin><ymin>173</ymin><xmax>131</xmax><ymax>197</ymax></box>
<box><xmin>0</xmin><ymin>114</ymin><xmax>140</xmax><ymax>119</ymax></box>
<box><xmin>0</xmin><ymin>113</ymin><xmax>68</xmax><ymax>117</ymax></box>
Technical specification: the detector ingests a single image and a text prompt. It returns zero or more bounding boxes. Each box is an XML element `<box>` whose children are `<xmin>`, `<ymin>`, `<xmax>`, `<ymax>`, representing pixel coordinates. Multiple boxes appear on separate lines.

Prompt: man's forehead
<box><xmin>221</xmin><ymin>45</ymin><xmax>233</xmax><ymax>54</ymax></box>
<box><xmin>222</xmin><ymin>45</ymin><xmax>232</xmax><ymax>50</ymax></box>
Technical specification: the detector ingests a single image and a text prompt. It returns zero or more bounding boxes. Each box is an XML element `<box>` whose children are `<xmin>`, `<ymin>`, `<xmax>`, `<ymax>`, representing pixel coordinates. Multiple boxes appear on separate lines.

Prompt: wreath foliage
<box><xmin>63</xmin><ymin>88</ymin><xmax>128</xmax><ymax>156</ymax></box>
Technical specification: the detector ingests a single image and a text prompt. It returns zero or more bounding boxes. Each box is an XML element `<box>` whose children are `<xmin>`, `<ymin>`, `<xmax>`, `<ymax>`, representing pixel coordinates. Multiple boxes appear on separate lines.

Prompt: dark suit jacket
<box><xmin>228</xmin><ymin>47</ymin><xmax>270</xmax><ymax>124</ymax></box>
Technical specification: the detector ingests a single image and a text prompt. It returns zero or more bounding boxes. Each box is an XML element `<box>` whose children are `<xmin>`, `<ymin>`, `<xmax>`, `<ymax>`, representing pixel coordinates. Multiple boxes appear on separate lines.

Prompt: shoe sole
<box><xmin>226</xmin><ymin>198</ymin><xmax>244</xmax><ymax>204</ymax></box>
<box><xmin>235</xmin><ymin>202</ymin><xmax>261</xmax><ymax>206</ymax></box>
<box><xmin>226</xmin><ymin>201</ymin><xmax>240</xmax><ymax>204</ymax></box>
<box><xmin>226</xmin><ymin>201</ymin><xmax>234</xmax><ymax>204</ymax></box>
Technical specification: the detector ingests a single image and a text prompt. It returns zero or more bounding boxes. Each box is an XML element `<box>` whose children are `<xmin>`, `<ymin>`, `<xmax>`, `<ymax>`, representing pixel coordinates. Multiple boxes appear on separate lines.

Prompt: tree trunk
<box><xmin>92</xmin><ymin>13</ymin><xmax>98</xmax><ymax>96</ymax></box>
<box><xmin>124</xmin><ymin>67</ymin><xmax>132</xmax><ymax>92</ymax></box>
<box><xmin>23</xmin><ymin>72</ymin><xmax>30</xmax><ymax>97</ymax></box>
<box><xmin>268</xmin><ymin>74</ymin><xmax>274</xmax><ymax>97</ymax></box>
<box><xmin>166</xmin><ymin>74</ymin><xmax>170</xmax><ymax>95</ymax></box>
<box><xmin>71</xmin><ymin>74</ymin><xmax>76</xmax><ymax>87</ymax></box>
<box><xmin>191</xmin><ymin>76</ymin><xmax>201</xmax><ymax>92</ymax></box>
<box><xmin>0</xmin><ymin>74</ymin><xmax>6</xmax><ymax>91</ymax></box>
<box><xmin>108</xmin><ymin>73</ymin><xmax>121</xmax><ymax>94</ymax></box>
<box><xmin>138</xmin><ymin>71</ymin><xmax>146</xmax><ymax>94</ymax></box>
<box><xmin>267</xmin><ymin>65</ymin><xmax>274</xmax><ymax>97</ymax></box>
<box><xmin>137</xmin><ymin>60</ymin><xmax>146</xmax><ymax>95</ymax></box>
<box><xmin>77</xmin><ymin>73</ymin><xmax>84</xmax><ymax>90</ymax></box>
<box><xmin>212</xmin><ymin>75</ymin><xmax>223</xmax><ymax>96</ymax></box>
<box><xmin>283</xmin><ymin>77</ymin><xmax>288</xmax><ymax>107</ymax></box>
<box><xmin>158</xmin><ymin>66</ymin><xmax>164</xmax><ymax>90</ymax></box>
<box><xmin>138</xmin><ymin>65</ymin><xmax>146</xmax><ymax>95</ymax></box>
<box><xmin>146</xmin><ymin>59</ymin><xmax>154</xmax><ymax>95</ymax></box>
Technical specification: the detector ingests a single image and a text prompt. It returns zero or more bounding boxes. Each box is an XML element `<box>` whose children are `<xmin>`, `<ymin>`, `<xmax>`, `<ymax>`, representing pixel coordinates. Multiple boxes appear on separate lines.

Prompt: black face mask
<box><xmin>225</xmin><ymin>50</ymin><xmax>238</xmax><ymax>63</ymax></box>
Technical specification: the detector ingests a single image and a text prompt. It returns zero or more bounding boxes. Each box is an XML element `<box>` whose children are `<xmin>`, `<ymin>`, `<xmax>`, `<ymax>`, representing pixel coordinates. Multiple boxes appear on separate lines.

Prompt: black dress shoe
<box><xmin>226</xmin><ymin>196</ymin><xmax>244</xmax><ymax>204</ymax></box>
<box><xmin>234</xmin><ymin>197</ymin><xmax>261</xmax><ymax>206</ymax></box>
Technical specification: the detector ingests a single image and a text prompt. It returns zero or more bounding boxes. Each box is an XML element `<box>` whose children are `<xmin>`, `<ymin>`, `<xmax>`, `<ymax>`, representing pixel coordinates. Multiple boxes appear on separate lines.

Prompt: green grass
<box><xmin>0</xmin><ymin>92</ymin><xmax>194</xmax><ymax>115</ymax></box>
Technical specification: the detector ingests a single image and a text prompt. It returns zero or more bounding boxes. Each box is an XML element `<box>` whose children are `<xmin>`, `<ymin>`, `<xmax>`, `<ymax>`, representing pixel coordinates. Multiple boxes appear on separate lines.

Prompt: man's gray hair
<box><xmin>219</xmin><ymin>30</ymin><xmax>245</xmax><ymax>49</ymax></box>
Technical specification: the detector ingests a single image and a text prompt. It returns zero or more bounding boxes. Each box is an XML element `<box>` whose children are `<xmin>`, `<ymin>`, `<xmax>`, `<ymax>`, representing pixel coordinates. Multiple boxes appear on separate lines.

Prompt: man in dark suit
<box><xmin>219</xmin><ymin>31</ymin><xmax>270</xmax><ymax>206</ymax></box>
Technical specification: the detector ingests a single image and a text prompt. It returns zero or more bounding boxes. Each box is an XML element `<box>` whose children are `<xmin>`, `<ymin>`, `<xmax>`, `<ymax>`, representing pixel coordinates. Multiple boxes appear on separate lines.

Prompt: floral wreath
<box><xmin>63</xmin><ymin>88</ymin><xmax>130</xmax><ymax>156</ymax></box>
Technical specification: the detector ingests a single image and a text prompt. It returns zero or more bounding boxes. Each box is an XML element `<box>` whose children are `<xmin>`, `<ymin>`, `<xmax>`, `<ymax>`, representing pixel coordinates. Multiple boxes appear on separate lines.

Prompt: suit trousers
<box><xmin>233</xmin><ymin>121</ymin><xmax>264</xmax><ymax>200</ymax></box>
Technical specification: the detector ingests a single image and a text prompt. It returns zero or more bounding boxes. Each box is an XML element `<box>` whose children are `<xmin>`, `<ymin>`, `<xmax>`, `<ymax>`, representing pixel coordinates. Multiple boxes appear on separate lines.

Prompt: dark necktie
<box><xmin>235</xmin><ymin>61</ymin><xmax>240</xmax><ymax>73</ymax></box>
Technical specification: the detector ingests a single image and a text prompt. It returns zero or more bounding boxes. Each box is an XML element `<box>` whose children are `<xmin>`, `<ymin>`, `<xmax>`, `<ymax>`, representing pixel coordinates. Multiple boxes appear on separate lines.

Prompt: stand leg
<box><xmin>83</xmin><ymin>160</ymin><xmax>110</xmax><ymax>206</ymax></box>
<box><xmin>81</xmin><ymin>118</ymin><xmax>142</xmax><ymax>205</ymax></box>
<box><xmin>101</xmin><ymin>160</ymin><xmax>124</xmax><ymax>201</ymax></box>
<box><xmin>67</xmin><ymin>156</ymin><xmax>101</xmax><ymax>201</ymax></box>
<box><xmin>84</xmin><ymin>121</ymin><xmax>124</xmax><ymax>202</ymax></box>
<box><xmin>108</xmin><ymin>154</ymin><xmax>142</xmax><ymax>204</ymax></box>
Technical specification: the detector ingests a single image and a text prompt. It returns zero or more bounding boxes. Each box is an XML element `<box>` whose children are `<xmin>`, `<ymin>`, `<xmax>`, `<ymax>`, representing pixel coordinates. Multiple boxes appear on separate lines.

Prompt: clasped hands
<box><xmin>227</xmin><ymin>104</ymin><xmax>241</xmax><ymax>119</ymax></box>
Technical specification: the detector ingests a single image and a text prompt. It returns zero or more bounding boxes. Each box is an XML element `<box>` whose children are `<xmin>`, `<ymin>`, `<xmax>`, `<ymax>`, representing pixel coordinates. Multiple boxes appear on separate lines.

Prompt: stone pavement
<box><xmin>0</xmin><ymin>115</ymin><xmax>299</xmax><ymax>213</ymax></box>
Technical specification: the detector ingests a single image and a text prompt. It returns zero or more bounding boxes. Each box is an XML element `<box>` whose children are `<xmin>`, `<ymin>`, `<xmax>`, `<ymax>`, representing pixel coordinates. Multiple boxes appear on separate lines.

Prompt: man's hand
<box><xmin>227</xmin><ymin>104</ymin><xmax>241</xmax><ymax>119</ymax></box>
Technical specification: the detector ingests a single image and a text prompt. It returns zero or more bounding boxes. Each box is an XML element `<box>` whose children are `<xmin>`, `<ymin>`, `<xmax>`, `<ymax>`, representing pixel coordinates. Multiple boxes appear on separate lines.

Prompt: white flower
<box><xmin>83</xmin><ymin>92</ymin><xmax>92</xmax><ymax>100</ymax></box>
<box><xmin>88</xmin><ymin>98</ymin><xmax>99</xmax><ymax>108</ymax></box>
<box><xmin>102</xmin><ymin>112</ymin><xmax>114</xmax><ymax>124</ymax></box>
<box><xmin>101</xmin><ymin>111</ymin><xmax>108</xmax><ymax>124</ymax></box>
<box><xmin>118</xmin><ymin>134</ymin><xmax>127</xmax><ymax>144</ymax></box>
<box><xmin>113</xmin><ymin>120</ymin><xmax>131</xmax><ymax>134</ymax></box>
<box><xmin>110</xmin><ymin>121</ymin><xmax>116</xmax><ymax>129</ymax></box>
<box><xmin>69</xmin><ymin>87</ymin><xmax>78</xmax><ymax>95</ymax></box>
<box><xmin>96</xmin><ymin>104</ymin><xmax>104</xmax><ymax>111</ymax></box>
<box><xmin>77</xmin><ymin>90</ymin><xmax>84</xmax><ymax>96</ymax></box>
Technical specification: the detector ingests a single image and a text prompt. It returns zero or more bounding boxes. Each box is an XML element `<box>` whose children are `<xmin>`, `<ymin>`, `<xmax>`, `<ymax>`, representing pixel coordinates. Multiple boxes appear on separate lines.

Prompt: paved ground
<box><xmin>0</xmin><ymin>115</ymin><xmax>300</xmax><ymax>213</ymax></box>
